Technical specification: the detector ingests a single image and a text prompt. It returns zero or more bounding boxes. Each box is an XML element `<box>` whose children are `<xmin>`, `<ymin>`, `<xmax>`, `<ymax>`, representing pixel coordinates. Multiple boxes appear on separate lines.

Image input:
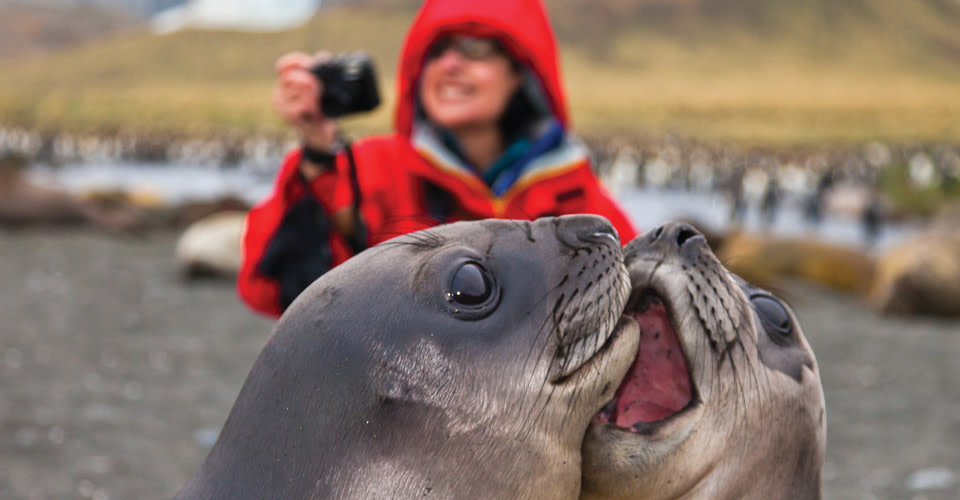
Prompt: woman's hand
<box><xmin>272</xmin><ymin>51</ymin><xmax>340</xmax><ymax>178</ymax></box>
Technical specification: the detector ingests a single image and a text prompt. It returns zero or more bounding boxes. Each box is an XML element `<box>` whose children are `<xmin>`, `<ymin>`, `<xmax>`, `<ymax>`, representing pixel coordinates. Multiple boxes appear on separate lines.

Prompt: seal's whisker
<box><xmin>529</xmin><ymin>372</ymin><xmax>560</xmax><ymax>431</ymax></box>
<box><xmin>520</xmin><ymin>354</ymin><xmax>551</xmax><ymax>427</ymax></box>
<box><xmin>727</xmin><ymin>283</ymin><xmax>772</xmax><ymax>403</ymax></box>
<box><xmin>726</xmin><ymin>278</ymin><xmax>776</xmax><ymax>432</ymax></box>
<box><xmin>716</xmin><ymin>303</ymin><xmax>747</xmax><ymax>419</ymax></box>
<box><xmin>561</xmin><ymin>370</ymin><xmax>588</xmax><ymax>429</ymax></box>
<box><xmin>736</xmin><ymin>322</ymin><xmax>765</xmax><ymax>392</ymax></box>
<box><xmin>743</xmin><ymin>331</ymin><xmax>776</xmax><ymax>426</ymax></box>
<box><xmin>362</xmin><ymin>241</ymin><xmax>422</xmax><ymax>261</ymax></box>
<box><xmin>405</xmin><ymin>229</ymin><xmax>446</xmax><ymax>248</ymax></box>
<box><xmin>520</xmin><ymin>271</ymin><xmax>575</xmax><ymax>375</ymax></box>
<box><xmin>524</xmin><ymin>294</ymin><xmax>561</xmax><ymax>367</ymax></box>
<box><xmin>521</xmin><ymin>319</ymin><xmax>564</xmax><ymax>426</ymax></box>
<box><xmin>727</xmin><ymin>339</ymin><xmax>750</xmax><ymax>421</ymax></box>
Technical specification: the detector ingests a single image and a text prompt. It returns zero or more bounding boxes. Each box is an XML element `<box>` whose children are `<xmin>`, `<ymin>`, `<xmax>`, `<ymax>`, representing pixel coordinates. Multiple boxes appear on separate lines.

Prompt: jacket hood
<box><xmin>394</xmin><ymin>0</ymin><xmax>569</xmax><ymax>138</ymax></box>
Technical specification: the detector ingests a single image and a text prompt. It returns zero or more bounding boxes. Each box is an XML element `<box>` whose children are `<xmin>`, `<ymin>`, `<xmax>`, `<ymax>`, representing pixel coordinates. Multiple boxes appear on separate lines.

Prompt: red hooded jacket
<box><xmin>238</xmin><ymin>0</ymin><xmax>637</xmax><ymax>317</ymax></box>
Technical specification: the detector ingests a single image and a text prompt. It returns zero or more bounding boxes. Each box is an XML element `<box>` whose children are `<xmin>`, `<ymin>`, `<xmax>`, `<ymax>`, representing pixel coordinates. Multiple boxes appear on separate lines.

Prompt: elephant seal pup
<box><xmin>174</xmin><ymin>215</ymin><xmax>640</xmax><ymax>500</ymax></box>
<box><xmin>582</xmin><ymin>222</ymin><xmax>826</xmax><ymax>500</ymax></box>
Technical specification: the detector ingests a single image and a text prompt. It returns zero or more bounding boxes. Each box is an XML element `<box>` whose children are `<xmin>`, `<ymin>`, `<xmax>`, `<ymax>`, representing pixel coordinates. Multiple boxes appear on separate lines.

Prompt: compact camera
<box><xmin>310</xmin><ymin>52</ymin><xmax>381</xmax><ymax>118</ymax></box>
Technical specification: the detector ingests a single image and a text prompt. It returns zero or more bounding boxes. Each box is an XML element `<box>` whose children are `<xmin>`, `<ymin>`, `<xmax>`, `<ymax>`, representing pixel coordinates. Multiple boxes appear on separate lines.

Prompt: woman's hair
<box><xmin>496</xmin><ymin>48</ymin><xmax>552</xmax><ymax>141</ymax></box>
<box><xmin>499</xmin><ymin>82</ymin><xmax>546</xmax><ymax>141</ymax></box>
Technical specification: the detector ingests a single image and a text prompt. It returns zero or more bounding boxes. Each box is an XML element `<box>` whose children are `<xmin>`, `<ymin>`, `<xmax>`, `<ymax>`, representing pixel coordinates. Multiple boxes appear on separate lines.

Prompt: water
<box><xmin>618</xmin><ymin>187</ymin><xmax>919</xmax><ymax>254</ymax></box>
<box><xmin>27</xmin><ymin>161</ymin><xmax>274</xmax><ymax>205</ymax></box>
<box><xmin>27</xmin><ymin>161</ymin><xmax>921</xmax><ymax>252</ymax></box>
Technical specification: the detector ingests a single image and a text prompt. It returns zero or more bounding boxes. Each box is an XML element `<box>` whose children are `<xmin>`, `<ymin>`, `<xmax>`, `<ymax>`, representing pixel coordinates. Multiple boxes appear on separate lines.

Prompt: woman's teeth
<box><xmin>439</xmin><ymin>85</ymin><xmax>471</xmax><ymax>99</ymax></box>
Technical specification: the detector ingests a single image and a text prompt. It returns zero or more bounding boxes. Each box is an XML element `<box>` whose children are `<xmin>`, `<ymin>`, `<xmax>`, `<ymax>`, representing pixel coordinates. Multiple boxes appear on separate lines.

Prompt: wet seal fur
<box><xmin>174</xmin><ymin>215</ymin><xmax>640</xmax><ymax>500</ymax></box>
<box><xmin>582</xmin><ymin>222</ymin><xmax>826</xmax><ymax>500</ymax></box>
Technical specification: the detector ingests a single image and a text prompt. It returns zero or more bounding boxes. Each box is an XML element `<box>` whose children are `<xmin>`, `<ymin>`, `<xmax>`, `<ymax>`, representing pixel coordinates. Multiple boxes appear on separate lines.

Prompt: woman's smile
<box><xmin>419</xmin><ymin>37</ymin><xmax>521</xmax><ymax>133</ymax></box>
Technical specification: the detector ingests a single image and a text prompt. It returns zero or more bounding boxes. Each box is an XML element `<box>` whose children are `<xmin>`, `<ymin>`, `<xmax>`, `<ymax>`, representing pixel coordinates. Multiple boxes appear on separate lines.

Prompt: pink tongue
<box><xmin>612</xmin><ymin>304</ymin><xmax>692</xmax><ymax>427</ymax></box>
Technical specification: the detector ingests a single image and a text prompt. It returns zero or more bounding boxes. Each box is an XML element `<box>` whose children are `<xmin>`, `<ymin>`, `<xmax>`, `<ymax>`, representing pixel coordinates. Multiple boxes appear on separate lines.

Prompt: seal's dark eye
<box><xmin>751</xmin><ymin>294</ymin><xmax>792</xmax><ymax>336</ymax></box>
<box><xmin>450</xmin><ymin>262</ymin><xmax>492</xmax><ymax>306</ymax></box>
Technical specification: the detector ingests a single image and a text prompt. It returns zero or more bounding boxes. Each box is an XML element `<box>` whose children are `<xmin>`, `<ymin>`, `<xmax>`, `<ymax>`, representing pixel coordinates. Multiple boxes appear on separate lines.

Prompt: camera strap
<box><xmin>342</xmin><ymin>140</ymin><xmax>368</xmax><ymax>254</ymax></box>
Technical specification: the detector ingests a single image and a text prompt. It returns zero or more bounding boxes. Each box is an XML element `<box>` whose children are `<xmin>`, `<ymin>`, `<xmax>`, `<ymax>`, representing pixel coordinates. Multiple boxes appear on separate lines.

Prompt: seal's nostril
<box><xmin>676</xmin><ymin>227</ymin><xmax>698</xmax><ymax>247</ymax></box>
<box><xmin>653</xmin><ymin>226</ymin><xmax>664</xmax><ymax>240</ymax></box>
<box><xmin>554</xmin><ymin>214</ymin><xmax>618</xmax><ymax>249</ymax></box>
<box><xmin>591</xmin><ymin>230</ymin><xmax>619</xmax><ymax>245</ymax></box>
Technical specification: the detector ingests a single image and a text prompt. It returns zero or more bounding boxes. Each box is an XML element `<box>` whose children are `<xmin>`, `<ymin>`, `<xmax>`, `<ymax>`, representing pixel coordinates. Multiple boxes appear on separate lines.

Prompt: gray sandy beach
<box><xmin>1</xmin><ymin>228</ymin><xmax>958</xmax><ymax>499</ymax></box>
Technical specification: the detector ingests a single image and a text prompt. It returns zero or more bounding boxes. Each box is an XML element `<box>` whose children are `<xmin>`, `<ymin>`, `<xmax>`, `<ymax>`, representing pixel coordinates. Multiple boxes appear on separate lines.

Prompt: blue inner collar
<box><xmin>438</xmin><ymin>119</ymin><xmax>565</xmax><ymax>196</ymax></box>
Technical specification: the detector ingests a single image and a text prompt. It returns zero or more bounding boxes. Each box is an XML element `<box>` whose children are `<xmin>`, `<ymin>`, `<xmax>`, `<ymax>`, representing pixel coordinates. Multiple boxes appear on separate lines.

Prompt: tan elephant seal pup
<box><xmin>582</xmin><ymin>222</ymin><xmax>826</xmax><ymax>500</ymax></box>
<box><xmin>174</xmin><ymin>215</ymin><xmax>640</xmax><ymax>500</ymax></box>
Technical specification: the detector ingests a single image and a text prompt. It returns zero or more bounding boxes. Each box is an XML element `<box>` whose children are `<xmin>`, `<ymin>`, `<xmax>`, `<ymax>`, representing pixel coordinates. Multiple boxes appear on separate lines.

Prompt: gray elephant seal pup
<box><xmin>174</xmin><ymin>215</ymin><xmax>640</xmax><ymax>500</ymax></box>
<box><xmin>582</xmin><ymin>222</ymin><xmax>826</xmax><ymax>500</ymax></box>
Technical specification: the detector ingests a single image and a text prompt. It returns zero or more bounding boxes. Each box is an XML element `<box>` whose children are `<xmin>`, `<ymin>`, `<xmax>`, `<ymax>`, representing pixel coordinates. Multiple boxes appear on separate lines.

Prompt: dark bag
<box><xmin>257</xmin><ymin>196</ymin><xmax>335</xmax><ymax>310</ymax></box>
<box><xmin>258</xmin><ymin>143</ymin><xmax>368</xmax><ymax>311</ymax></box>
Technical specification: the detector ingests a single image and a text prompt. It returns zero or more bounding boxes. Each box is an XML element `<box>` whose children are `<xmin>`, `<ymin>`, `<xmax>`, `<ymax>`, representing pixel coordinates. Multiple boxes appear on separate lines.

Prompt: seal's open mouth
<box><xmin>598</xmin><ymin>288</ymin><xmax>697</xmax><ymax>431</ymax></box>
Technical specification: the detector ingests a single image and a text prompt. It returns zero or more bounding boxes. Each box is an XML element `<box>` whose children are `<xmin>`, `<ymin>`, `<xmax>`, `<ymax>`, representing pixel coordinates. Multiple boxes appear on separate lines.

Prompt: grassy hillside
<box><xmin>0</xmin><ymin>3</ymin><xmax>139</xmax><ymax>59</ymax></box>
<box><xmin>0</xmin><ymin>5</ymin><xmax>416</xmax><ymax>135</ymax></box>
<box><xmin>0</xmin><ymin>0</ymin><xmax>959</xmax><ymax>144</ymax></box>
<box><xmin>553</xmin><ymin>0</ymin><xmax>960</xmax><ymax>143</ymax></box>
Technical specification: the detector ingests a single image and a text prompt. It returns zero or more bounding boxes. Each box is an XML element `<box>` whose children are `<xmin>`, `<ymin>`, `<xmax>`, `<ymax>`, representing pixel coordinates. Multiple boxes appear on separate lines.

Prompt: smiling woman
<box><xmin>237</xmin><ymin>0</ymin><xmax>637</xmax><ymax>317</ymax></box>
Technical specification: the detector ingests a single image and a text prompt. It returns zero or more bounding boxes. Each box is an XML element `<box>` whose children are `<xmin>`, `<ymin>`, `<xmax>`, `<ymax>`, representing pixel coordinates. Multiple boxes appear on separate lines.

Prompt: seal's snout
<box><xmin>546</xmin><ymin>215</ymin><xmax>630</xmax><ymax>383</ymax></box>
<box><xmin>646</xmin><ymin>222</ymin><xmax>703</xmax><ymax>249</ymax></box>
<box><xmin>555</xmin><ymin>214</ymin><xmax>620</xmax><ymax>248</ymax></box>
<box><xmin>626</xmin><ymin>222</ymin><xmax>706</xmax><ymax>265</ymax></box>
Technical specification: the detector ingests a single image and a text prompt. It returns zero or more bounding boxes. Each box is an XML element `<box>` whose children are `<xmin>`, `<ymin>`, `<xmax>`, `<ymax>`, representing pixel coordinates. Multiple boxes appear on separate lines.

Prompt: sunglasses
<box><xmin>426</xmin><ymin>36</ymin><xmax>506</xmax><ymax>61</ymax></box>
